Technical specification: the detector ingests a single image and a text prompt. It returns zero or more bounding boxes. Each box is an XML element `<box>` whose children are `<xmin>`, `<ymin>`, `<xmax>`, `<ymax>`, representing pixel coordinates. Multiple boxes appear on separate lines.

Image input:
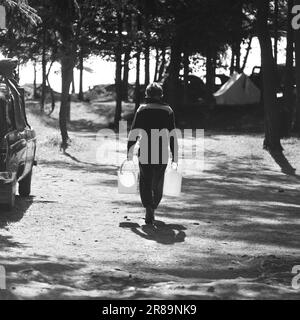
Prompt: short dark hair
<box><xmin>145</xmin><ymin>82</ymin><xmax>163</xmax><ymax>99</ymax></box>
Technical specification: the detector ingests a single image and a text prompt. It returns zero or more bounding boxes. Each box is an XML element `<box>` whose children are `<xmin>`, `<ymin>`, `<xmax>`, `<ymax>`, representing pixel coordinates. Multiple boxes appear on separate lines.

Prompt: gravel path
<box><xmin>0</xmin><ymin>106</ymin><xmax>300</xmax><ymax>300</ymax></box>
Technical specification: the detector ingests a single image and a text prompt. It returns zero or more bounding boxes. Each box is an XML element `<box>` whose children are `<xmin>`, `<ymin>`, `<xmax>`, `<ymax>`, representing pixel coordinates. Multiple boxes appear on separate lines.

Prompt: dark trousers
<box><xmin>139</xmin><ymin>163</ymin><xmax>167</xmax><ymax>209</ymax></box>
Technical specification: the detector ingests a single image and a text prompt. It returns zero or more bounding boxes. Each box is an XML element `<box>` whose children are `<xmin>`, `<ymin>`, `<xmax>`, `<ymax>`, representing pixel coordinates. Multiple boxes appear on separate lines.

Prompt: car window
<box><xmin>18</xmin><ymin>87</ymin><xmax>29</xmax><ymax>127</ymax></box>
<box><xmin>6</xmin><ymin>79</ymin><xmax>26</xmax><ymax>131</ymax></box>
<box><xmin>0</xmin><ymin>89</ymin><xmax>15</xmax><ymax>139</ymax></box>
<box><xmin>6</xmin><ymin>97</ymin><xmax>16</xmax><ymax>131</ymax></box>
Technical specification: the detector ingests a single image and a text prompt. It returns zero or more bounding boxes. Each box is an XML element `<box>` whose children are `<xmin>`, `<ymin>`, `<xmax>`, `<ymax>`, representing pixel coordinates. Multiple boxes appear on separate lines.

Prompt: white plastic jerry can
<box><xmin>118</xmin><ymin>160</ymin><xmax>139</xmax><ymax>194</ymax></box>
<box><xmin>163</xmin><ymin>164</ymin><xmax>182</xmax><ymax>197</ymax></box>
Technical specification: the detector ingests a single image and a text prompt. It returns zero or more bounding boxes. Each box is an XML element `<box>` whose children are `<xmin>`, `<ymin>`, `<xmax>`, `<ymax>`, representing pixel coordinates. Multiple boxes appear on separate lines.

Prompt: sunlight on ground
<box><xmin>1</xmin><ymin>101</ymin><xmax>300</xmax><ymax>300</ymax></box>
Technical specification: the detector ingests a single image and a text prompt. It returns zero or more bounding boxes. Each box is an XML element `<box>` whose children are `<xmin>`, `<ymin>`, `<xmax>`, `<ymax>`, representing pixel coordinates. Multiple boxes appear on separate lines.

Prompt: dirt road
<box><xmin>0</xmin><ymin>103</ymin><xmax>300</xmax><ymax>299</ymax></box>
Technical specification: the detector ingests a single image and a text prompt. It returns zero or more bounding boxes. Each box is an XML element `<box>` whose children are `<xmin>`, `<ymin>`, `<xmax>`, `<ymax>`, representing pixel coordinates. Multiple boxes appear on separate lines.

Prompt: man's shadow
<box><xmin>119</xmin><ymin>220</ymin><xmax>186</xmax><ymax>245</ymax></box>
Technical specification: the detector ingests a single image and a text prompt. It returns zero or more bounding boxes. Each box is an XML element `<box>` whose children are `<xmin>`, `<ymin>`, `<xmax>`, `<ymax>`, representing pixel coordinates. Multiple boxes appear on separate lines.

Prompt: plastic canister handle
<box><xmin>120</xmin><ymin>159</ymin><xmax>135</xmax><ymax>175</ymax></box>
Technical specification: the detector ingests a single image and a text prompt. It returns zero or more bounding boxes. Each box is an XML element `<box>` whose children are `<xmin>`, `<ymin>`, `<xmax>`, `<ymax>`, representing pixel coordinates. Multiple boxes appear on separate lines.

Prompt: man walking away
<box><xmin>127</xmin><ymin>83</ymin><xmax>178</xmax><ymax>225</ymax></box>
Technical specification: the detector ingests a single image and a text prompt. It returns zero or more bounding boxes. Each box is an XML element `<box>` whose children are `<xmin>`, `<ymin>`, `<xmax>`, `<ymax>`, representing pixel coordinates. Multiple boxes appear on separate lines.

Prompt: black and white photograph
<box><xmin>0</xmin><ymin>0</ymin><xmax>300</xmax><ymax>303</ymax></box>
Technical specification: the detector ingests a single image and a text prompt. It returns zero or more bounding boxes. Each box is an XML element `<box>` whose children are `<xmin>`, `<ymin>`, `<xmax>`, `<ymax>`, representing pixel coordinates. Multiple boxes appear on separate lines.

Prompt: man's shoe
<box><xmin>145</xmin><ymin>207</ymin><xmax>155</xmax><ymax>225</ymax></box>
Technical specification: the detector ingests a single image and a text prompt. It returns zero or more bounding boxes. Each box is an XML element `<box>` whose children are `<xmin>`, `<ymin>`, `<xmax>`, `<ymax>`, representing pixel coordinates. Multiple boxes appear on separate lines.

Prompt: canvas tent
<box><xmin>214</xmin><ymin>72</ymin><xmax>261</xmax><ymax>105</ymax></box>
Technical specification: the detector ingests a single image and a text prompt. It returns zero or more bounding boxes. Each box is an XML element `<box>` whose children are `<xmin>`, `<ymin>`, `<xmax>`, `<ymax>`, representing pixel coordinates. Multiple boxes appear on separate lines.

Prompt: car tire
<box><xmin>19</xmin><ymin>169</ymin><xmax>32</xmax><ymax>197</ymax></box>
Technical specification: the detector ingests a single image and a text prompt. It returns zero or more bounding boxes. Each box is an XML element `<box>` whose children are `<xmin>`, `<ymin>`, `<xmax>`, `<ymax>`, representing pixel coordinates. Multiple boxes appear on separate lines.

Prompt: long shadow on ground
<box><xmin>0</xmin><ymin>152</ymin><xmax>299</xmax><ymax>299</ymax></box>
<box><xmin>112</xmin><ymin>152</ymin><xmax>300</xmax><ymax>299</ymax></box>
<box><xmin>116</xmin><ymin>154</ymin><xmax>300</xmax><ymax>250</ymax></box>
<box><xmin>1</xmin><ymin>250</ymin><xmax>299</xmax><ymax>300</ymax></box>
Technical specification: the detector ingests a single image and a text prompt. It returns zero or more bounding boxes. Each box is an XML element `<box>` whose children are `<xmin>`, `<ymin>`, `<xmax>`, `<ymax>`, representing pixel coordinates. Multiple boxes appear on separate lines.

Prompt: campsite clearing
<box><xmin>0</xmin><ymin>101</ymin><xmax>299</xmax><ymax>300</ymax></box>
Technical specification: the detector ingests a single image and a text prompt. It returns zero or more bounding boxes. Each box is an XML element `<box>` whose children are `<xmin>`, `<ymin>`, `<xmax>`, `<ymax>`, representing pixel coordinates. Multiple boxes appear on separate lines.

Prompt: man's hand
<box><xmin>171</xmin><ymin>161</ymin><xmax>178</xmax><ymax>169</ymax></box>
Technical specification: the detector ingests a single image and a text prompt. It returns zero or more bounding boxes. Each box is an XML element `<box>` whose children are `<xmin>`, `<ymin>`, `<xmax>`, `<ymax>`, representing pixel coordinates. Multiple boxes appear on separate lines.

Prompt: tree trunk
<box><xmin>59</xmin><ymin>51</ymin><xmax>76</xmax><ymax>151</ymax></box>
<box><xmin>122</xmin><ymin>48</ymin><xmax>130</xmax><ymax>101</ymax></box>
<box><xmin>295</xmin><ymin>0</ymin><xmax>300</xmax><ymax>134</ymax></box>
<box><xmin>235</xmin><ymin>42</ymin><xmax>241</xmax><ymax>72</ymax></box>
<box><xmin>115</xmin><ymin>50</ymin><xmax>123</xmax><ymax>127</ymax></box>
<box><xmin>230</xmin><ymin>45</ymin><xmax>235</xmax><ymax>75</ymax></box>
<box><xmin>144</xmin><ymin>45</ymin><xmax>150</xmax><ymax>86</ymax></box>
<box><xmin>274</xmin><ymin>0</ymin><xmax>279</xmax><ymax>65</ymax></box>
<box><xmin>233</xmin><ymin>2</ymin><xmax>243</xmax><ymax>73</ymax></box>
<box><xmin>183</xmin><ymin>49</ymin><xmax>189</xmax><ymax>105</ymax></box>
<box><xmin>167</xmin><ymin>39</ymin><xmax>182</xmax><ymax>110</ymax></box>
<box><xmin>78</xmin><ymin>51</ymin><xmax>84</xmax><ymax>101</ymax></box>
<box><xmin>41</xmin><ymin>30</ymin><xmax>47</xmax><ymax>112</ymax></box>
<box><xmin>134</xmin><ymin>51</ymin><xmax>141</xmax><ymax>112</ymax></box>
<box><xmin>241</xmin><ymin>36</ymin><xmax>253</xmax><ymax>72</ymax></box>
<box><xmin>114</xmin><ymin>12</ymin><xmax>123</xmax><ymax>128</ymax></box>
<box><xmin>283</xmin><ymin>0</ymin><xmax>295</xmax><ymax>136</ymax></box>
<box><xmin>158</xmin><ymin>47</ymin><xmax>166</xmax><ymax>82</ymax></box>
<box><xmin>153</xmin><ymin>48</ymin><xmax>160</xmax><ymax>82</ymax></box>
<box><xmin>46</xmin><ymin>76</ymin><xmax>56</xmax><ymax>115</ymax></box>
<box><xmin>33</xmin><ymin>60</ymin><xmax>38</xmax><ymax>99</ymax></box>
<box><xmin>144</xmin><ymin>16</ymin><xmax>150</xmax><ymax>86</ymax></box>
<box><xmin>46</xmin><ymin>61</ymin><xmax>55</xmax><ymax>114</ymax></box>
<box><xmin>71</xmin><ymin>70</ymin><xmax>75</xmax><ymax>94</ymax></box>
<box><xmin>206</xmin><ymin>45</ymin><xmax>216</xmax><ymax>95</ymax></box>
<box><xmin>257</xmin><ymin>0</ymin><xmax>283</xmax><ymax>151</ymax></box>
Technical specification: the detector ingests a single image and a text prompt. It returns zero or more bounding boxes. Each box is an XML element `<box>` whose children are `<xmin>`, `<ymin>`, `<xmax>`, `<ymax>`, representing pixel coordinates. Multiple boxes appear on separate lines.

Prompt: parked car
<box><xmin>0</xmin><ymin>59</ymin><xmax>36</xmax><ymax>207</ymax></box>
<box><xmin>250</xmin><ymin>64</ymin><xmax>296</xmax><ymax>94</ymax></box>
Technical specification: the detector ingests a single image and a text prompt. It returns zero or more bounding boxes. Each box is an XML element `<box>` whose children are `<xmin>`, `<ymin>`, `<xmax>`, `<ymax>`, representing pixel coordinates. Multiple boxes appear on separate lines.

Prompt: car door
<box><xmin>4</xmin><ymin>79</ymin><xmax>28</xmax><ymax>179</ymax></box>
<box><xmin>19</xmin><ymin>86</ymin><xmax>36</xmax><ymax>178</ymax></box>
<box><xmin>0</xmin><ymin>88</ymin><xmax>9</xmax><ymax>172</ymax></box>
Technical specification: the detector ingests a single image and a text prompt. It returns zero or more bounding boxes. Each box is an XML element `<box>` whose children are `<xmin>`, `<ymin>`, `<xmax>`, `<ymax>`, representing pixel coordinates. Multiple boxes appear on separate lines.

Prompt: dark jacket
<box><xmin>127</xmin><ymin>102</ymin><xmax>178</xmax><ymax>165</ymax></box>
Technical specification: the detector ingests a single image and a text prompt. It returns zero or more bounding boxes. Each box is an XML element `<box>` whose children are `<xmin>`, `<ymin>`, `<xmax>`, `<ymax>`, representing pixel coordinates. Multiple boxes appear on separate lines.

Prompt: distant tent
<box><xmin>214</xmin><ymin>72</ymin><xmax>261</xmax><ymax>105</ymax></box>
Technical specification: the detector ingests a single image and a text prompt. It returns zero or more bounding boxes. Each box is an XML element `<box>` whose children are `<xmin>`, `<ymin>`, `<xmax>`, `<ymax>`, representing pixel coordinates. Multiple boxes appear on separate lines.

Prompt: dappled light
<box><xmin>0</xmin><ymin>0</ymin><xmax>300</xmax><ymax>302</ymax></box>
<box><xmin>0</xmin><ymin>105</ymin><xmax>299</xmax><ymax>299</ymax></box>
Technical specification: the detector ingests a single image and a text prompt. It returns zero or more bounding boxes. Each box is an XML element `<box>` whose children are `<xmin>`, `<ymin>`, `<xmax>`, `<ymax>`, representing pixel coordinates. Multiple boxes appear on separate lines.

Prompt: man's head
<box><xmin>145</xmin><ymin>82</ymin><xmax>163</xmax><ymax>100</ymax></box>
